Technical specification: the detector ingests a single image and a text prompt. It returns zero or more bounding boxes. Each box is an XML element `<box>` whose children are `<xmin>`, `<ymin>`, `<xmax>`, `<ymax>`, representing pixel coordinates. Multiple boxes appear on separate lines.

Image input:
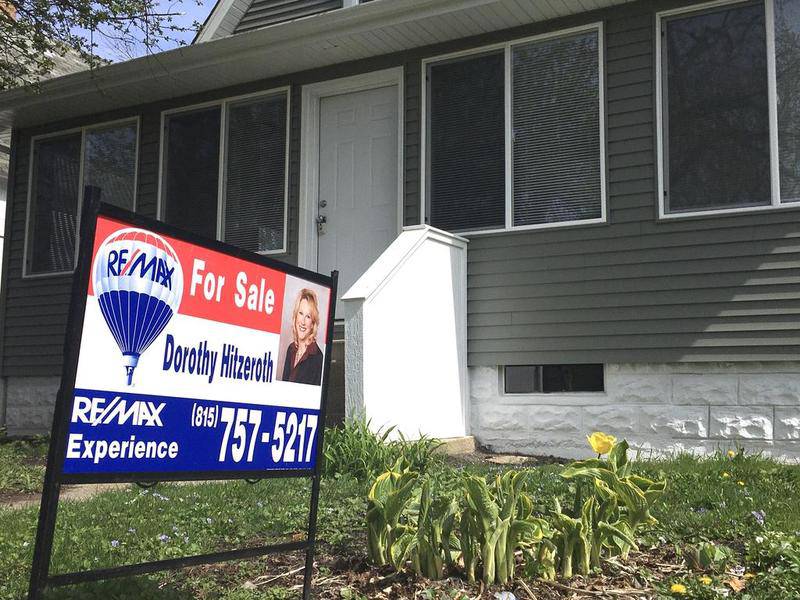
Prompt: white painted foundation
<box><xmin>471</xmin><ymin>363</ymin><xmax>800</xmax><ymax>462</ymax></box>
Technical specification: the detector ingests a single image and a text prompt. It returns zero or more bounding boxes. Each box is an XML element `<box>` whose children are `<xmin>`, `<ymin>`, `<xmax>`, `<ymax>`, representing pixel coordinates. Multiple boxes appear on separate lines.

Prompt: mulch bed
<box><xmin>185</xmin><ymin>541</ymin><xmax>684</xmax><ymax>599</ymax></box>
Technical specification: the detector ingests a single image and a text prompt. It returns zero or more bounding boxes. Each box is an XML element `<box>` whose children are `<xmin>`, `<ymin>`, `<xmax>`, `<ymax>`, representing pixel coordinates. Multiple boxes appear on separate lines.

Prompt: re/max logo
<box><xmin>71</xmin><ymin>396</ymin><xmax>165</xmax><ymax>427</ymax></box>
<box><xmin>106</xmin><ymin>248</ymin><xmax>175</xmax><ymax>289</ymax></box>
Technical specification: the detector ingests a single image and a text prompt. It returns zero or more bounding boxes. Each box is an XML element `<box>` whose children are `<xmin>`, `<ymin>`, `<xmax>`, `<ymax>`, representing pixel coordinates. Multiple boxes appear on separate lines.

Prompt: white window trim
<box><xmin>655</xmin><ymin>0</ymin><xmax>789</xmax><ymax>220</ymax></box>
<box><xmin>23</xmin><ymin>116</ymin><xmax>140</xmax><ymax>279</ymax></box>
<box><xmin>420</xmin><ymin>22</ymin><xmax>607</xmax><ymax>236</ymax></box>
<box><xmin>157</xmin><ymin>86</ymin><xmax>291</xmax><ymax>256</ymax></box>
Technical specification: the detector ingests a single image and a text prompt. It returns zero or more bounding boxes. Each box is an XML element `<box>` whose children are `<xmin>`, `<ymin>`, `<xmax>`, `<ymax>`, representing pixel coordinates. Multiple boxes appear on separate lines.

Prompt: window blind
<box><xmin>28</xmin><ymin>134</ymin><xmax>81</xmax><ymax>274</ymax></box>
<box><xmin>663</xmin><ymin>3</ymin><xmax>770</xmax><ymax>212</ymax></box>
<box><xmin>512</xmin><ymin>31</ymin><xmax>601</xmax><ymax>226</ymax></box>
<box><xmin>776</xmin><ymin>0</ymin><xmax>800</xmax><ymax>202</ymax></box>
<box><xmin>428</xmin><ymin>52</ymin><xmax>505</xmax><ymax>233</ymax></box>
<box><xmin>224</xmin><ymin>93</ymin><xmax>287</xmax><ymax>253</ymax></box>
<box><xmin>163</xmin><ymin>107</ymin><xmax>221</xmax><ymax>240</ymax></box>
<box><xmin>83</xmin><ymin>123</ymin><xmax>137</xmax><ymax>210</ymax></box>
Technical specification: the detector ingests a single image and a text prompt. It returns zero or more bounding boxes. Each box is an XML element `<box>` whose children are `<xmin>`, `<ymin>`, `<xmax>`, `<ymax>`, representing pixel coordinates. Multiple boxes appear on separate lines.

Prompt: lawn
<box><xmin>0</xmin><ymin>430</ymin><xmax>799</xmax><ymax>599</ymax></box>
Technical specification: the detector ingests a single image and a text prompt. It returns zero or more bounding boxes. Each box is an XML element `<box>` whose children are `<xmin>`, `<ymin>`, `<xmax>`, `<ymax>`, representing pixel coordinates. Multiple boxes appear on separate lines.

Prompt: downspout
<box><xmin>0</xmin><ymin>129</ymin><xmax>18</xmax><ymax>432</ymax></box>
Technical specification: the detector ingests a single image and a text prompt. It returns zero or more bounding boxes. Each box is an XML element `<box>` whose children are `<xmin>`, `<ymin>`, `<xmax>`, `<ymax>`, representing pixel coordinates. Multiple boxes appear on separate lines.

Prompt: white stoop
<box><xmin>341</xmin><ymin>225</ymin><xmax>468</xmax><ymax>440</ymax></box>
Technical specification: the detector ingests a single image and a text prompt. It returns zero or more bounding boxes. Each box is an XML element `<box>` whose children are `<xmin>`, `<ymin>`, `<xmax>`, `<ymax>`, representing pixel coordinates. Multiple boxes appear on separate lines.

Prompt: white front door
<box><xmin>316</xmin><ymin>84</ymin><xmax>399</xmax><ymax>316</ymax></box>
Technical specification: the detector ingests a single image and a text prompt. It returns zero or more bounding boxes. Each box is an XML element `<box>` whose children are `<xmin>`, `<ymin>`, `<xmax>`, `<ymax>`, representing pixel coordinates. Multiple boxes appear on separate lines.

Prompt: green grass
<box><xmin>0</xmin><ymin>439</ymin><xmax>47</xmax><ymax>495</ymax></box>
<box><xmin>0</xmin><ymin>440</ymin><xmax>799</xmax><ymax>599</ymax></box>
<box><xmin>641</xmin><ymin>452</ymin><xmax>800</xmax><ymax>544</ymax></box>
<box><xmin>0</xmin><ymin>476</ymin><xmax>365</xmax><ymax>600</ymax></box>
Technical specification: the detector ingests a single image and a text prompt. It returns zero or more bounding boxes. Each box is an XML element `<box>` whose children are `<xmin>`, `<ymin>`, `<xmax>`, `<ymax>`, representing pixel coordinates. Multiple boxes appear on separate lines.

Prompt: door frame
<box><xmin>298</xmin><ymin>67</ymin><xmax>404</xmax><ymax>272</ymax></box>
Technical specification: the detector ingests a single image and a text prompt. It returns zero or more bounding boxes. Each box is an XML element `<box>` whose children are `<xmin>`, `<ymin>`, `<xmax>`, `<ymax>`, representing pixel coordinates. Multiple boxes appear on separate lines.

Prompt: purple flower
<box><xmin>751</xmin><ymin>510</ymin><xmax>766</xmax><ymax>526</ymax></box>
<box><xmin>158</xmin><ymin>534</ymin><xmax>170</xmax><ymax>543</ymax></box>
<box><xmin>110</xmin><ymin>540</ymin><xmax>120</xmax><ymax>548</ymax></box>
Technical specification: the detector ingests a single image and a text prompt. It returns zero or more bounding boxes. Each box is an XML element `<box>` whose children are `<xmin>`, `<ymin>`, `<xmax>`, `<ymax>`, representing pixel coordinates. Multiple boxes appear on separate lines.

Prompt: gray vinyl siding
<box><xmin>234</xmin><ymin>0</ymin><xmax>343</xmax><ymax>34</ymax></box>
<box><xmin>4</xmin><ymin>0</ymin><xmax>800</xmax><ymax>377</ymax></box>
<box><xmin>461</xmin><ymin>3</ymin><xmax>800</xmax><ymax>366</ymax></box>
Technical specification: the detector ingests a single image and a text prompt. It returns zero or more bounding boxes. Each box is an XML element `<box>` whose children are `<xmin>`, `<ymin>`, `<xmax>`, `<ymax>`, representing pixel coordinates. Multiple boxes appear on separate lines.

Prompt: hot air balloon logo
<box><xmin>92</xmin><ymin>228</ymin><xmax>184</xmax><ymax>385</ymax></box>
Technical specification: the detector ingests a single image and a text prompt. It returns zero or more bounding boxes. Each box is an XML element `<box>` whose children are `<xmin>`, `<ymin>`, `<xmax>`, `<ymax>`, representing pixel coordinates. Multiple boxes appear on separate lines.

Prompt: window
<box><xmin>658</xmin><ymin>0</ymin><xmax>800</xmax><ymax>216</ymax></box>
<box><xmin>513</xmin><ymin>32</ymin><xmax>601</xmax><ymax>226</ymax></box>
<box><xmin>25</xmin><ymin>120</ymin><xmax>138</xmax><ymax>276</ymax></box>
<box><xmin>224</xmin><ymin>95</ymin><xmax>288</xmax><ymax>253</ymax></box>
<box><xmin>162</xmin><ymin>107</ymin><xmax>221</xmax><ymax>240</ymax></box>
<box><xmin>428</xmin><ymin>52</ymin><xmax>505</xmax><ymax>232</ymax></box>
<box><xmin>504</xmin><ymin>364</ymin><xmax>605</xmax><ymax>394</ymax></box>
<box><xmin>160</xmin><ymin>89</ymin><xmax>289</xmax><ymax>254</ymax></box>
<box><xmin>424</xmin><ymin>25</ymin><xmax>605</xmax><ymax>234</ymax></box>
<box><xmin>82</xmin><ymin>123</ymin><xmax>138</xmax><ymax>209</ymax></box>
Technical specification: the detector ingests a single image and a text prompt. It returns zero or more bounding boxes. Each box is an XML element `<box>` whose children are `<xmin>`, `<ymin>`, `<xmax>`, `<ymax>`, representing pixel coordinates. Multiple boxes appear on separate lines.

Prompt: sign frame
<box><xmin>28</xmin><ymin>200</ymin><xmax>338</xmax><ymax>600</ymax></box>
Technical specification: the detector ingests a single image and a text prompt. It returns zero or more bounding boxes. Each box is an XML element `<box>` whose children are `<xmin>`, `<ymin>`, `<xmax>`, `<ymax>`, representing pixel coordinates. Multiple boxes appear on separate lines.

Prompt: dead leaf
<box><xmin>725</xmin><ymin>577</ymin><xmax>746</xmax><ymax>592</ymax></box>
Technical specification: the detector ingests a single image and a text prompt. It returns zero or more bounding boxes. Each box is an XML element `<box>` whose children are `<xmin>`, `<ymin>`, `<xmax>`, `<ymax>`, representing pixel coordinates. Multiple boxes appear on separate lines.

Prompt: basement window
<box><xmin>504</xmin><ymin>364</ymin><xmax>604</xmax><ymax>394</ymax></box>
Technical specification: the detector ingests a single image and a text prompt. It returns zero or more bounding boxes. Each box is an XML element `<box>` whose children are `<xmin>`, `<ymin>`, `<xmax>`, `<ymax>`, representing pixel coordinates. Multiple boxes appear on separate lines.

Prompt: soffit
<box><xmin>1</xmin><ymin>0</ymin><xmax>634</xmax><ymax>130</ymax></box>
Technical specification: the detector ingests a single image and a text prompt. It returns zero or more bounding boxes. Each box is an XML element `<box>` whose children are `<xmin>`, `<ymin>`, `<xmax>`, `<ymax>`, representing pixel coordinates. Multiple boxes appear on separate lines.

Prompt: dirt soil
<box><xmin>190</xmin><ymin>541</ymin><xmax>684</xmax><ymax>599</ymax></box>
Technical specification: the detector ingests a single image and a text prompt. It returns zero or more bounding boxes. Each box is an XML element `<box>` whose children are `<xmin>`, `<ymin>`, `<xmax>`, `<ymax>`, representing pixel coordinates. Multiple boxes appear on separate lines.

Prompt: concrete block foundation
<box><xmin>3</xmin><ymin>377</ymin><xmax>60</xmax><ymax>435</ymax></box>
<box><xmin>470</xmin><ymin>363</ymin><xmax>800</xmax><ymax>461</ymax></box>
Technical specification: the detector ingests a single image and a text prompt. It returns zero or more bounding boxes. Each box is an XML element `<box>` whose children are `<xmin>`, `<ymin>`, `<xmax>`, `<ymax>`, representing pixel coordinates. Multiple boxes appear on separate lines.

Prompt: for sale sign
<box><xmin>29</xmin><ymin>202</ymin><xmax>336</xmax><ymax>600</ymax></box>
<box><xmin>63</xmin><ymin>211</ymin><xmax>333</xmax><ymax>476</ymax></box>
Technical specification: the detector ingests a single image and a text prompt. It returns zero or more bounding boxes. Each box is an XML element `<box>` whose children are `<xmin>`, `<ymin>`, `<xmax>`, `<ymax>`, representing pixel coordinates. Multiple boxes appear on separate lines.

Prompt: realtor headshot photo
<box><xmin>277</xmin><ymin>277</ymin><xmax>330</xmax><ymax>386</ymax></box>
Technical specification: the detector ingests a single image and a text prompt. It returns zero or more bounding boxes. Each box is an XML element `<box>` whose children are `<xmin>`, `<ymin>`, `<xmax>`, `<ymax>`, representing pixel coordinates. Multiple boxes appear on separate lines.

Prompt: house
<box><xmin>1</xmin><ymin>0</ymin><xmax>800</xmax><ymax>460</ymax></box>
<box><xmin>0</xmin><ymin>2</ymin><xmax>88</xmax><ymax>345</ymax></box>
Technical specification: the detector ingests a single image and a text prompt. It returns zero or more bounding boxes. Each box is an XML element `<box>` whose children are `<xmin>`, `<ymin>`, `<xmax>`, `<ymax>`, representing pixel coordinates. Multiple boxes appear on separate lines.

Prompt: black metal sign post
<box><xmin>27</xmin><ymin>200</ymin><xmax>338</xmax><ymax>599</ymax></box>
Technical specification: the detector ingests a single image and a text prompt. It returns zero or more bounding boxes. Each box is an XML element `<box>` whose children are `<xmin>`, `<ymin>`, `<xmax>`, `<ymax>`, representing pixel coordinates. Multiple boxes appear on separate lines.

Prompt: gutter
<box><xmin>0</xmin><ymin>0</ymin><xmax>500</xmax><ymax>118</ymax></box>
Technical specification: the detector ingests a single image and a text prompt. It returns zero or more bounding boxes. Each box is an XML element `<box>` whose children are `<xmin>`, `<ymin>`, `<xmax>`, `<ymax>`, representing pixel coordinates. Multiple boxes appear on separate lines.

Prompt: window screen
<box><xmin>428</xmin><ymin>52</ymin><xmax>505</xmax><ymax>232</ymax></box>
<box><xmin>27</xmin><ymin>134</ymin><xmax>81</xmax><ymax>275</ymax></box>
<box><xmin>224</xmin><ymin>94</ymin><xmax>287</xmax><ymax>253</ymax></box>
<box><xmin>504</xmin><ymin>364</ymin><xmax>604</xmax><ymax>393</ymax></box>
<box><xmin>776</xmin><ymin>0</ymin><xmax>800</xmax><ymax>202</ymax></box>
<box><xmin>512</xmin><ymin>31</ymin><xmax>601</xmax><ymax>226</ymax></box>
<box><xmin>663</xmin><ymin>3</ymin><xmax>771</xmax><ymax>212</ymax></box>
<box><xmin>83</xmin><ymin>123</ymin><xmax>137</xmax><ymax>210</ymax></box>
<box><xmin>163</xmin><ymin>107</ymin><xmax>221</xmax><ymax>240</ymax></box>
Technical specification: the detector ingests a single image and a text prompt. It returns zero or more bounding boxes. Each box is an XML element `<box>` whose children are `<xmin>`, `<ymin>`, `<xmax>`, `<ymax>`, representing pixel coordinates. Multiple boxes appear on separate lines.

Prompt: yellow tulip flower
<box><xmin>727</xmin><ymin>450</ymin><xmax>736</xmax><ymax>458</ymax></box>
<box><xmin>670</xmin><ymin>583</ymin><xmax>687</xmax><ymax>595</ymax></box>
<box><xmin>587</xmin><ymin>431</ymin><xmax>616</xmax><ymax>455</ymax></box>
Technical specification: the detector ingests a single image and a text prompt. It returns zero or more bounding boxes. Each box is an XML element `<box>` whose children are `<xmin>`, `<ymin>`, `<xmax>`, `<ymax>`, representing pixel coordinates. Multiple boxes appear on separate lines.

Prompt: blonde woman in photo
<box><xmin>282</xmin><ymin>288</ymin><xmax>323</xmax><ymax>385</ymax></box>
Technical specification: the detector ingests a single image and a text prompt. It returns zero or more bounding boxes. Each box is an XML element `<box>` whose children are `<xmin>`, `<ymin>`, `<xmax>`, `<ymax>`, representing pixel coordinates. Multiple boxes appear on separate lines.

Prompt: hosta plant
<box><xmin>366</xmin><ymin>457</ymin><xmax>419</xmax><ymax>566</ymax></box>
<box><xmin>556</xmin><ymin>437</ymin><xmax>665</xmax><ymax>576</ymax></box>
<box><xmin>391</xmin><ymin>477</ymin><xmax>460</xmax><ymax>579</ymax></box>
<box><xmin>460</xmin><ymin>471</ymin><xmax>550</xmax><ymax>585</ymax></box>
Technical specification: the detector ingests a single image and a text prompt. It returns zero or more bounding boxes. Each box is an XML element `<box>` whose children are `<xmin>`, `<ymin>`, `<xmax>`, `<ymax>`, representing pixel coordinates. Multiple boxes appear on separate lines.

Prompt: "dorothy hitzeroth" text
<box><xmin>161</xmin><ymin>334</ymin><xmax>274</xmax><ymax>384</ymax></box>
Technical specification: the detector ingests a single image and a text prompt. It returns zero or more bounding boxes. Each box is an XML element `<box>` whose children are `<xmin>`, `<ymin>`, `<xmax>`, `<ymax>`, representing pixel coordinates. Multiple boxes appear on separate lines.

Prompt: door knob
<box><xmin>319</xmin><ymin>199</ymin><xmax>327</xmax><ymax>208</ymax></box>
<box><xmin>316</xmin><ymin>214</ymin><xmax>327</xmax><ymax>235</ymax></box>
